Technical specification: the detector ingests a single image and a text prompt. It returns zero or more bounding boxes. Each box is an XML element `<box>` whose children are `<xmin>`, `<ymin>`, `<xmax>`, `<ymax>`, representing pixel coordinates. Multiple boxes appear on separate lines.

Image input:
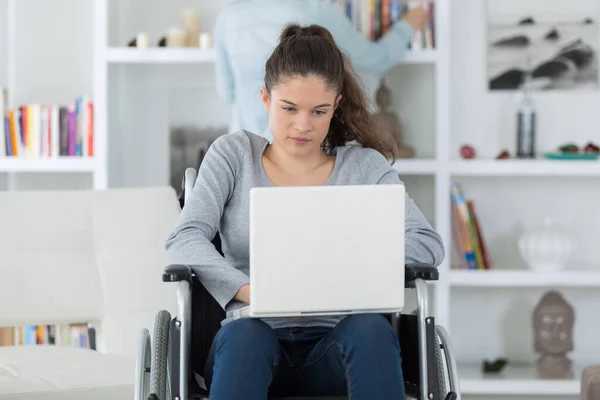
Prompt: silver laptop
<box><xmin>230</xmin><ymin>184</ymin><xmax>405</xmax><ymax>320</ymax></box>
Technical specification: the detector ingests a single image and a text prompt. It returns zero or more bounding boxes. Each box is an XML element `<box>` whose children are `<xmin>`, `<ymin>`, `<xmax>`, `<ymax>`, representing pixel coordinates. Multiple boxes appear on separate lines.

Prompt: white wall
<box><xmin>0</xmin><ymin>0</ymin><xmax>8</xmax><ymax>190</ymax></box>
<box><xmin>0</xmin><ymin>0</ymin><xmax>7</xmax><ymax>87</ymax></box>
<box><xmin>449</xmin><ymin>0</ymin><xmax>600</xmax><ymax>371</ymax></box>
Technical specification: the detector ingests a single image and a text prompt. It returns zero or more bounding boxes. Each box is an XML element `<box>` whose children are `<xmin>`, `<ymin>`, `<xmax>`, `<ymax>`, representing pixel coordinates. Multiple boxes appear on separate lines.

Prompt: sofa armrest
<box><xmin>163</xmin><ymin>264</ymin><xmax>193</xmax><ymax>282</ymax></box>
<box><xmin>405</xmin><ymin>263</ymin><xmax>438</xmax><ymax>286</ymax></box>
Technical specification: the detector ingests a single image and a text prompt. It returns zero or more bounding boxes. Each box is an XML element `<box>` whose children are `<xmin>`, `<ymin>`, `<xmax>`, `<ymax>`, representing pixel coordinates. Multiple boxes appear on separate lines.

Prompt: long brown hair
<box><xmin>264</xmin><ymin>23</ymin><xmax>398</xmax><ymax>161</ymax></box>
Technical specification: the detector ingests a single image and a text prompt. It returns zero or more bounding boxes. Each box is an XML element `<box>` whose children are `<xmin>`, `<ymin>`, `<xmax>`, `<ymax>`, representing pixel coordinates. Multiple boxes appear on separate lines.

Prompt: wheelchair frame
<box><xmin>135</xmin><ymin>167</ymin><xmax>461</xmax><ymax>400</ymax></box>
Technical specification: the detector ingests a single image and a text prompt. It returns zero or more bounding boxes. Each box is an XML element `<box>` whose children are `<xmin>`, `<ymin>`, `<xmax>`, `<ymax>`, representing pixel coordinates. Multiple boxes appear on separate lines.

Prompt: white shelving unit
<box><xmin>106</xmin><ymin>47</ymin><xmax>216</xmax><ymax>64</ymax></box>
<box><xmin>451</xmin><ymin>159</ymin><xmax>600</xmax><ymax>177</ymax></box>
<box><xmin>0</xmin><ymin>157</ymin><xmax>97</xmax><ymax>173</ymax></box>
<box><xmin>458</xmin><ymin>363</ymin><xmax>582</xmax><ymax>397</ymax></box>
<box><xmin>105</xmin><ymin>46</ymin><xmax>439</xmax><ymax>65</ymax></box>
<box><xmin>450</xmin><ymin>269</ymin><xmax>600</xmax><ymax>288</ymax></box>
<box><xmin>0</xmin><ymin>0</ymin><xmax>107</xmax><ymax>190</ymax></box>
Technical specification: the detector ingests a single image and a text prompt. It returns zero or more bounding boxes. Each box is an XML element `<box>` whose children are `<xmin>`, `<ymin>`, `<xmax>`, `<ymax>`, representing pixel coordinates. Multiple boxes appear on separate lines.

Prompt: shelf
<box><xmin>392</xmin><ymin>159</ymin><xmax>438</xmax><ymax>175</ymax></box>
<box><xmin>459</xmin><ymin>363</ymin><xmax>581</xmax><ymax>396</ymax></box>
<box><xmin>0</xmin><ymin>158</ymin><xmax>96</xmax><ymax>173</ymax></box>
<box><xmin>449</xmin><ymin>269</ymin><xmax>600</xmax><ymax>288</ymax></box>
<box><xmin>451</xmin><ymin>159</ymin><xmax>600</xmax><ymax>177</ymax></box>
<box><xmin>106</xmin><ymin>48</ymin><xmax>216</xmax><ymax>64</ymax></box>
<box><xmin>106</xmin><ymin>47</ymin><xmax>437</xmax><ymax>65</ymax></box>
<box><xmin>400</xmin><ymin>49</ymin><xmax>438</xmax><ymax>64</ymax></box>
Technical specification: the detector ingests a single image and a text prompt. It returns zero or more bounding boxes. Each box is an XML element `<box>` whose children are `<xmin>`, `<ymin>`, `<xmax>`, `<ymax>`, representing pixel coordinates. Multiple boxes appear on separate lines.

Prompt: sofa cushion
<box><xmin>0</xmin><ymin>346</ymin><xmax>134</xmax><ymax>400</ymax></box>
<box><xmin>0</xmin><ymin>190</ymin><xmax>103</xmax><ymax>327</ymax></box>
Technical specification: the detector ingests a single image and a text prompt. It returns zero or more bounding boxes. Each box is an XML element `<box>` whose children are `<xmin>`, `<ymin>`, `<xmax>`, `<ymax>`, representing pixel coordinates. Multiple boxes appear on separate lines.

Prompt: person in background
<box><xmin>213</xmin><ymin>0</ymin><xmax>429</xmax><ymax>142</ymax></box>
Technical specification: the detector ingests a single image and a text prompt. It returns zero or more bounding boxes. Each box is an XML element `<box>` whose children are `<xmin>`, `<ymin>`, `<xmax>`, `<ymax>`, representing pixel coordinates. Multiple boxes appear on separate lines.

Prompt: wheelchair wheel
<box><xmin>434</xmin><ymin>331</ymin><xmax>447</xmax><ymax>399</ymax></box>
<box><xmin>150</xmin><ymin>310</ymin><xmax>172</xmax><ymax>400</ymax></box>
<box><xmin>134</xmin><ymin>329</ymin><xmax>151</xmax><ymax>400</ymax></box>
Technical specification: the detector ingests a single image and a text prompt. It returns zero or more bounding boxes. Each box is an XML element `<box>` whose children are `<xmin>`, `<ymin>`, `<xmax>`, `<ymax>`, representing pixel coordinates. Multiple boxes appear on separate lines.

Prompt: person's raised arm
<box><xmin>317</xmin><ymin>2</ymin><xmax>428</xmax><ymax>74</ymax></box>
<box><xmin>165</xmin><ymin>135</ymin><xmax>249</xmax><ymax>310</ymax></box>
<box><xmin>213</xmin><ymin>13</ymin><xmax>235</xmax><ymax>104</ymax></box>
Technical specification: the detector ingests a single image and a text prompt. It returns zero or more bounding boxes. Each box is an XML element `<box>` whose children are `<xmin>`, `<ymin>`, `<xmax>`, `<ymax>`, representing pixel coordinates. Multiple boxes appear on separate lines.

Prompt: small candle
<box><xmin>167</xmin><ymin>28</ymin><xmax>186</xmax><ymax>47</ymax></box>
<box><xmin>199</xmin><ymin>33</ymin><xmax>211</xmax><ymax>49</ymax></box>
<box><xmin>136</xmin><ymin>32</ymin><xmax>149</xmax><ymax>48</ymax></box>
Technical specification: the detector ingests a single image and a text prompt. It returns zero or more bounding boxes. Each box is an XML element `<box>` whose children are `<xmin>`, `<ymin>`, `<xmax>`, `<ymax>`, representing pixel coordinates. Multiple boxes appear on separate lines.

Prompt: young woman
<box><xmin>166</xmin><ymin>24</ymin><xmax>444</xmax><ymax>400</ymax></box>
<box><xmin>213</xmin><ymin>0</ymin><xmax>429</xmax><ymax>141</ymax></box>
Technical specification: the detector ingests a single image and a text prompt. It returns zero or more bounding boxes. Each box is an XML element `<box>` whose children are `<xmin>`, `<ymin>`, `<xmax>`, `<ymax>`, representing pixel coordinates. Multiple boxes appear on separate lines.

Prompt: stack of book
<box><xmin>0</xmin><ymin>324</ymin><xmax>95</xmax><ymax>349</ymax></box>
<box><xmin>0</xmin><ymin>88</ymin><xmax>94</xmax><ymax>159</ymax></box>
<box><xmin>331</xmin><ymin>0</ymin><xmax>435</xmax><ymax>48</ymax></box>
<box><xmin>451</xmin><ymin>182</ymin><xmax>492</xmax><ymax>270</ymax></box>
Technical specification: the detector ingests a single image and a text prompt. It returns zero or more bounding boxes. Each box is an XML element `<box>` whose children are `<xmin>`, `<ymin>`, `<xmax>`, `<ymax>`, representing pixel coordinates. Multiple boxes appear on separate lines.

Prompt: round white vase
<box><xmin>518</xmin><ymin>218</ymin><xmax>573</xmax><ymax>272</ymax></box>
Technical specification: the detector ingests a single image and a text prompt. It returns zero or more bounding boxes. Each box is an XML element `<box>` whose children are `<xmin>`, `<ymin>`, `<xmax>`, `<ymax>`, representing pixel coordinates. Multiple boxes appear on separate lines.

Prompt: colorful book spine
<box><xmin>451</xmin><ymin>183</ymin><xmax>477</xmax><ymax>269</ymax></box>
<box><xmin>467</xmin><ymin>200</ymin><xmax>492</xmax><ymax>269</ymax></box>
<box><xmin>0</xmin><ymin>95</ymin><xmax>94</xmax><ymax>159</ymax></box>
<box><xmin>450</xmin><ymin>182</ymin><xmax>492</xmax><ymax>270</ymax></box>
<box><xmin>333</xmin><ymin>0</ymin><xmax>434</xmax><ymax>46</ymax></box>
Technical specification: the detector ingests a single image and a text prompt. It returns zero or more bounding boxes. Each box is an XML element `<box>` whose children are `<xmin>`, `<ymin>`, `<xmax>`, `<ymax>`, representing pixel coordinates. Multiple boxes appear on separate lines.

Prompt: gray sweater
<box><xmin>165</xmin><ymin>131</ymin><xmax>445</xmax><ymax>328</ymax></box>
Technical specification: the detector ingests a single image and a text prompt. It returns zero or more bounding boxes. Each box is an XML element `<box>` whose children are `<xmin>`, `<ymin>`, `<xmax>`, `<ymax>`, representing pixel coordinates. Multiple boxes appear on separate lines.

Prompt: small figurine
<box><xmin>532</xmin><ymin>290</ymin><xmax>575</xmax><ymax>379</ymax></box>
<box><xmin>482</xmin><ymin>357</ymin><xmax>508</xmax><ymax>373</ymax></box>
<box><xmin>559</xmin><ymin>143</ymin><xmax>580</xmax><ymax>153</ymax></box>
<box><xmin>584</xmin><ymin>142</ymin><xmax>600</xmax><ymax>154</ymax></box>
<box><xmin>460</xmin><ymin>144</ymin><xmax>476</xmax><ymax>159</ymax></box>
<box><xmin>166</xmin><ymin>27</ymin><xmax>186</xmax><ymax>47</ymax></box>
<box><xmin>127</xmin><ymin>33</ymin><xmax>149</xmax><ymax>48</ymax></box>
<box><xmin>182</xmin><ymin>8</ymin><xmax>201</xmax><ymax>47</ymax></box>
<box><xmin>372</xmin><ymin>79</ymin><xmax>415</xmax><ymax>158</ymax></box>
<box><xmin>496</xmin><ymin>149</ymin><xmax>510</xmax><ymax>159</ymax></box>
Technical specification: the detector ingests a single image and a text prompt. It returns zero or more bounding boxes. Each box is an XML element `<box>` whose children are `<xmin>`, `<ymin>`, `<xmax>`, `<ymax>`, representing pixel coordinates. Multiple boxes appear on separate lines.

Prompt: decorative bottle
<box><xmin>516</xmin><ymin>71</ymin><xmax>536</xmax><ymax>158</ymax></box>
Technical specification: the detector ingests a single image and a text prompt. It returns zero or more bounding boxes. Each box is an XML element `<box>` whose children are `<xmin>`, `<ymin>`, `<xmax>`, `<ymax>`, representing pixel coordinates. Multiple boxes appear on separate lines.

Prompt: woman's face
<box><xmin>261</xmin><ymin>74</ymin><xmax>341</xmax><ymax>157</ymax></box>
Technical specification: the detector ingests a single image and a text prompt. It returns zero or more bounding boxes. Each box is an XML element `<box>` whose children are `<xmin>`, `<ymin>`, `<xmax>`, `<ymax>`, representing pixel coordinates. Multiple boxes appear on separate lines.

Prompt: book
<box><xmin>333</xmin><ymin>0</ymin><xmax>435</xmax><ymax>45</ymax></box>
<box><xmin>0</xmin><ymin>95</ymin><xmax>94</xmax><ymax>159</ymax></box>
<box><xmin>450</xmin><ymin>182</ymin><xmax>492</xmax><ymax>270</ymax></box>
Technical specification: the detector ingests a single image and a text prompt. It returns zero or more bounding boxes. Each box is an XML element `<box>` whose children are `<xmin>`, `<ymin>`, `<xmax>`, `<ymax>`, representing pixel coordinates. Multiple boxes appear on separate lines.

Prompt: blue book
<box><xmin>390</xmin><ymin>0</ymin><xmax>403</xmax><ymax>22</ymax></box>
<box><xmin>4</xmin><ymin>116</ymin><xmax>12</xmax><ymax>156</ymax></box>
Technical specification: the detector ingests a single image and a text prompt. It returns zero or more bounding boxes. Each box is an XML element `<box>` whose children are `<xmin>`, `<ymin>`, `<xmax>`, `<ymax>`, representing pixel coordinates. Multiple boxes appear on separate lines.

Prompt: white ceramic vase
<box><xmin>518</xmin><ymin>218</ymin><xmax>573</xmax><ymax>272</ymax></box>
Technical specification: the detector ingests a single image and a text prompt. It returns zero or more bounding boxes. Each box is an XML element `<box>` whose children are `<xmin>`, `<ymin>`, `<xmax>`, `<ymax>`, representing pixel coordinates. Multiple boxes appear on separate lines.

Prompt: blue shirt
<box><xmin>214</xmin><ymin>0</ymin><xmax>415</xmax><ymax>142</ymax></box>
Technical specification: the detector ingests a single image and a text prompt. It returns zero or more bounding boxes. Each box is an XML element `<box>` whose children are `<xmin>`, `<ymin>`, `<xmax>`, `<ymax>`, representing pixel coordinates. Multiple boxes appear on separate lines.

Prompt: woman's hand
<box><xmin>402</xmin><ymin>7</ymin><xmax>428</xmax><ymax>31</ymax></box>
<box><xmin>235</xmin><ymin>284</ymin><xmax>251</xmax><ymax>304</ymax></box>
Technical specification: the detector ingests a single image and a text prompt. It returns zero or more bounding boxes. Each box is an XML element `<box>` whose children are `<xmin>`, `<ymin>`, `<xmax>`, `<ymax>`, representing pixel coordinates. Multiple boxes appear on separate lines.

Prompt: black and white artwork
<box><xmin>486</xmin><ymin>0</ymin><xmax>598</xmax><ymax>90</ymax></box>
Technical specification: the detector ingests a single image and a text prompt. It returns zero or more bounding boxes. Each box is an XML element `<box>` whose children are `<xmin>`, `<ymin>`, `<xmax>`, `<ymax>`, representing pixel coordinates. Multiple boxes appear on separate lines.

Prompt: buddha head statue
<box><xmin>533</xmin><ymin>290</ymin><xmax>574</xmax><ymax>356</ymax></box>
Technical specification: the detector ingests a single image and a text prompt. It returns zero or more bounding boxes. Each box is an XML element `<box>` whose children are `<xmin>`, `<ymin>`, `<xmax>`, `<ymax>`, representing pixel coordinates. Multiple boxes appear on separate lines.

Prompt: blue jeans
<box><xmin>204</xmin><ymin>313</ymin><xmax>405</xmax><ymax>399</ymax></box>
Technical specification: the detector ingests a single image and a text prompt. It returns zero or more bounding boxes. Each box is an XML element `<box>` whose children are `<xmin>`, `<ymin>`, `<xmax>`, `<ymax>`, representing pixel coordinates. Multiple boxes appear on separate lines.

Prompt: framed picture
<box><xmin>486</xmin><ymin>0</ymin><xmax>598</xmax><ymax>90</ymax></box>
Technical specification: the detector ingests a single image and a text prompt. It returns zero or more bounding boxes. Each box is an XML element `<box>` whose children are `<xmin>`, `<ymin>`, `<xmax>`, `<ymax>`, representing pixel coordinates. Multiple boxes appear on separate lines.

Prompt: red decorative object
<box><xmin>584</xmin><ymin>142</ymin><xmax>600</xmax><ymax>154</ymax></box>
<box><xmin>460</xmin><ymin>144</ymin><xmax>476</xmax><ymax>159</ymax></box>
<box><xmin>496</xmin><ymin>149</ymin><xmax>510</xmax><ymax>159</ymax></box>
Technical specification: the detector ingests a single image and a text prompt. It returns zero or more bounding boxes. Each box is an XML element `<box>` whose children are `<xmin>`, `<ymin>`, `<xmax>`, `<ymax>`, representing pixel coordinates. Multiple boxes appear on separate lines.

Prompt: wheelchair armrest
<box><xmin>405</xmin><ymin>263</ymin><xmax>438</xmax><ymax>286</ymax></box>
<box><xmin>163</xmin><ymin>264</ymin><xmax>193</xmax><ymax>282</ymax></box>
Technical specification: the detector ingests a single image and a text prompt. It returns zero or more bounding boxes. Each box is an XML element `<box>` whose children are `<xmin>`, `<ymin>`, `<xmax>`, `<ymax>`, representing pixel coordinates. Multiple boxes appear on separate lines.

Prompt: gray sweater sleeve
<box><xmin>164</xmin><ymin>136</ymin><xmax>250</xmax><ymax>311</ymax></box>
<box><xmin>361</xmin><ymin>149</ymin><xmax>446</xmax><ymax>267</ymax></box>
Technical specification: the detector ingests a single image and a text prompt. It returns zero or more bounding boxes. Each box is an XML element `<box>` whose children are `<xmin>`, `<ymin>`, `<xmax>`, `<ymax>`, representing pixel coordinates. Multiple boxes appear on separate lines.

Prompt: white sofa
<box><xmin>0</xmin><ymin>186</ymin><xmax>181</xmax><ymax>399</ymax></box>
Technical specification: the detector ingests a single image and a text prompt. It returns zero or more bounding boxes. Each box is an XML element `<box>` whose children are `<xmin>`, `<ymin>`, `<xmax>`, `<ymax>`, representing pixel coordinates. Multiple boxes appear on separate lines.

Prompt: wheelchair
<box><xmin>135</xmin><ymin>167</ymin><xmax>461</xmax><ymax>400</ymax></box>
